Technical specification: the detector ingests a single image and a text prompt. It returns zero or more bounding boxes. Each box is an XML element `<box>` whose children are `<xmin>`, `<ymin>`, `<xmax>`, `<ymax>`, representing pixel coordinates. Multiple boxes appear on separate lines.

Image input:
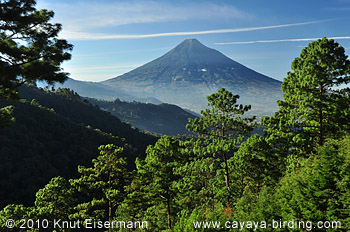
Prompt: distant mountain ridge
<box><xmin>101</xmin><ymin>39</ymin><xmax>283</xmax><ymax>117</ymax></box>
<box><xmin>86</xmin><ymin>98</ymin><xmax>197</xmax><ymax>135</ymax></box>
<box><xmin>44</xmin><ymin>78</ymin><xmax>162</xmax><ymax>104</ymax></box>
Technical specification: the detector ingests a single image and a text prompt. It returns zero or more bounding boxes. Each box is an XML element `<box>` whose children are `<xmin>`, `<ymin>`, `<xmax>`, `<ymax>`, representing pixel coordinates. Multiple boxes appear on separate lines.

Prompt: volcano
<box><xmin>101</xmin><ymin>39</ymin><xmax>283</xmax><ymax>116</ymax></box>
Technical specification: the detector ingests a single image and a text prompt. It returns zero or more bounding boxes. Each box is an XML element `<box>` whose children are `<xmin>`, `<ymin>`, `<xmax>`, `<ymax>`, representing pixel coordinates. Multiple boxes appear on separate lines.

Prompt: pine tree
<box><xmin>70</xmin><ymin>144</ymin><xmax>128</xmax><ymax>228</ymax></box>
<box><xmin>0</xmin><ymin>204</ymin><xmax>34</xmax><ymax>231</ymax></box>
<box><xmin>174</xmin><ymin>155</ymin><xmax>219</xmax><ymax>213</ymax></box>
<box><xmin>275</xmin><ymin>136</ymin><xmax>350</xmax><ymax>230</ymax></box>
<box><xmin>0</xmin><ymin>0</ymin><xmax>72</xmax><ymax>94</ymax></box>
<box><xmin>263</xmin><ymin>37</ymin><xmax>350</xmax><ymax>159</ymax></box>
<box><xmin>0</xmin><ymin>0</ymin><xmax>72</xmax><ymax>128</ymax></box>
<box><xmin>34</xmin><ymin>176</ymin><xmax>76</xmax><ymax>225</ymax></box>
<box><xmin>186</xmin><ymin>88</ymin><xmax>255</xmax><ymax>197</ymax></box>
<box><xmin>229</xmin><ymin>134</ymin><xmax>280</xmax><ymax>199</ymax></box>
<box><xmin>126</xmin><ymin>136</ymin><xmax>184</xmax><ymax>230</ymax></box>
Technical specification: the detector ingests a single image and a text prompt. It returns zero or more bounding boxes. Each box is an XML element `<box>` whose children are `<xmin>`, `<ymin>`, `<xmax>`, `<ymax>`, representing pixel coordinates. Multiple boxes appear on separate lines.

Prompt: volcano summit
<box><xmin>101</xmin><ymin>39</ymin><xmax>283</xmax><ymax>116</ymax></box>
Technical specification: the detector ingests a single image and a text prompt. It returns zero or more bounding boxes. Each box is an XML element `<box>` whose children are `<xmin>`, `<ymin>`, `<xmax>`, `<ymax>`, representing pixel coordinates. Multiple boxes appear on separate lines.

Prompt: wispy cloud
<box><xmin>66</xmin><ymin>64</ymin><xmax>142</xmax><ymax>73</ymax></box>
<box><xmin>327</xmin><ymin>7</ymin><xmax>350</xmax><ymax>11</ymax></box>
<box><xmin>215</xmin><ymin>36</ymin><xmax>350</xmax><ymax>45</ymax></box>
<box><xmin>38</xmin><ymin>0</ymin><xmax>252</xmax><ymax>31</ymax></box>
<box><xmin>60</xmin><ymin>20</ymin><xmax>328</xmax><ymax>41</ymax></box>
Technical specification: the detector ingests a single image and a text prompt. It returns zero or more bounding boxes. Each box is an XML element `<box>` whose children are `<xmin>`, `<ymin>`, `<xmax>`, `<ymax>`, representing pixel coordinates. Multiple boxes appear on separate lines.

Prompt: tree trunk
<box><xmin>220</xmin><ymin>118</ymin><xmax>230</xmax><ymax>194</ymax></box>
<box><xmin>220</xmin><ymin>117</ymin><xmax>230</xmax><ymax>200</ymax></box>
<box><xmin>223</xmin><ymin>152</ymin><xmax>230</xmax><ymax>194</ymax></box>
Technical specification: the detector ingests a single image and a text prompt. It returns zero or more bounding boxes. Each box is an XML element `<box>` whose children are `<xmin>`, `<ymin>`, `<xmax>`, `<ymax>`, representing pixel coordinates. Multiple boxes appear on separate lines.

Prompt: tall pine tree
<box><xmin>126</xmin><ymin>136</ymin><xmax>184</xmax><ymax>230</ymax></box>
<box><xmin>186</xmin><ymin>88</ymin><xmax>255</xmax><ymax>197</ymax></box>
<box><xmin>263</xmin><ymin>37</ymin><xmax>350</xmax><ymax>160</ymax></box>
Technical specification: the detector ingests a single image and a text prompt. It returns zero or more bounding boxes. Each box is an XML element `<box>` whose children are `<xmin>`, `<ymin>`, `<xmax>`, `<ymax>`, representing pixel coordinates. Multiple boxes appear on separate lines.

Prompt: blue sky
<box><xmin>36</xmin><ymin>0</ymin><xmax>350</xmax><ymax>82</ymax></box>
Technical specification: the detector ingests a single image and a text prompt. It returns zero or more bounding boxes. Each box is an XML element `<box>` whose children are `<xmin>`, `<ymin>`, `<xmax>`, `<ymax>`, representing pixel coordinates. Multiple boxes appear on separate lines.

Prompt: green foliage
<box><xmin>0</xmin><ymin>0</ymin><xmax>72</xmax><ymax>130</ymax></box>
<box><xmin>231</xmin><ymin>185</ymin><xmax>277</xmax><ymax>231</ymax></box>
<box><xmin>55</xmin><ymin>88</ymin><xmax>82</xmax><ymax>102</ymax></box>
<box><xmin>0</xmin><ymin>0</ymin><xmax>73</xmax><ymax>99</ymax></box>
<box><xmin>0</xmin><ymin>96</ymin><xmax>127</xmax><ymax>208</ymax></box>
<box><xmin>70</xmin><ymin>145</ymin><xmax>128</xmax><ymax>223</ymax></box>
<box><xmin>187</xmin><ymin>88</ymin><xmax>255</xmax><ymax>145</ymax></box>
<box><xmin>187</xmin><ymin>88</ymin><xmax>255</xmax><ymax>197</ymax></box>
<box><xmin>0</xmin><ymin>105</ymin><xmax>14</xmax><ymax>128</ymax></box>
<box><xmin>263</xmin><ymin>37</ymin><xmax>350</xmax><ymax>161</ymax></box>
<box><xmin>1</xmin><ymin>38</ymin><xmax>349</xmax><ymax>232</ymax></box>
<box><xmin>229</xmin><ymin>136</ymin><xmax>350</xmax><ymax>232</ymax></box>
<box><xmin>274</xmin><ymin>136</ymin><xmax>350</xmax><ymax>230</ymax></box>
<box><xmin>34</xmin><ymin>176</ymin><xmax>76</xmax><ymax>221</ymax></box>
<box><xmin>125</xmin><ymin>136</ymin><xmax>184</xmax><ymax>230</ymax></box>
<box><xmin>174</xmin><ymin>156</ymin><xmax>220</xmax><ymax>213</ymax></box>
<box><xmin>229</xmin><ymin>134</ymin><xmax>280</xmax><ymax>199</ymax></box>
<box><xmin>19</xmin><ymin>85</ymin><xmax>157</xmax><ymax>155</ymax></box>
<box><xmin>173</xmin><ymin>204</ymin><xmax>229</xmax><ymax>232</ymax></box>
<box><xmin>0</xmin><ymin>204</ymin><xmax>34</xmax><ymax>231</ymax></box>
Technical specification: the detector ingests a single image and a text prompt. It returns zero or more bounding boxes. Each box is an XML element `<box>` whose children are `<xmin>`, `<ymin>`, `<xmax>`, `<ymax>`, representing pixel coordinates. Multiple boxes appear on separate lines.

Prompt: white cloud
<box><xmin>65</xmin><ymin>64</ymin><xmax>142</xmax><ymax>73</ymax></box>
<box><xmin>37</xmin><ymin>0</ymin><xmax>252</xmax><ymax>31</ymax></box>
<box><xmin>59</xmin><ymin>20</ymin><xmax>328</xmax><ymax>40</ymax></box>
<box><xmin>215</xmin><ymin>36</ymin><xmax>350</xmax><ymax>45</ymax></box>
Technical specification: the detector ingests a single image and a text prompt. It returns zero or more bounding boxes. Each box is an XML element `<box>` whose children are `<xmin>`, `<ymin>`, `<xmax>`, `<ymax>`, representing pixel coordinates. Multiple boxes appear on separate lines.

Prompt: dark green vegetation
<box><xmin>0</xmin><ymin>0</ymin><xmax>72</xmax><ymax>105</ymax></box>
<box><xmin>0</xmin><ymin>96</ymin><xmax>119</xmax><ymax>208</ymax></box>
<box><xmin>18</xmin><ymin>85</ymin><xmax>156</xmax><ymax>149</ymax></box>
<box><xmin>101</xmin><ymin>39</ymin><xmax>283</xmax><ymax>117</ymax></box>
<box><xmin>1</xmin><ymin>2</ymin><xmax>350</xmax><ymax>231</ymax></box>
<box><xmin>0</xmin><ymin>85</ymin><xmax>156</xmax><ymax>209</ymax></box>
<box><xmin>0</xmin><ymin>0</ymin><xmax>74</xmax><ymax>158</ymax></box>
<box><xmin>186</xmin><ymin>88</ymin><xmax>256</xmax><ymax>201</ymax></box>
<box><xmin>87</xmin><ymin>97</ymin><xmax>197</xmax><ymax>135</ymax></box>
<box><xmin>2</xmin><ymin>37</ymin><xmax>349</xmax><ymax>232</ymax></box>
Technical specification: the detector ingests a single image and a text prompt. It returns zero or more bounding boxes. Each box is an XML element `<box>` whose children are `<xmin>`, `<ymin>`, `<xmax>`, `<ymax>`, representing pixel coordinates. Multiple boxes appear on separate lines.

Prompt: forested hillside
<box><xmin>0</xmin><ymin>1</ymin><xmax>349</xmax><ymax>231</ymax></box>
<box><xmin>0</xmin><ymin>98</ymin><xmax>113</xmax><ymax>207</ymax></box>
<box><xmin>19</xmin><ymin>85</ymin><xmax>157</xmax><ymax>151</ymax></box>
<box><xmin>2</xmin><ymin>37</ymin><xmax>349</xmax><ymax>232</ymax></box>
<box><xmin>86</xmin><ymin>97</ymin><xmax>197</xmax><ymax>135</ymax></box>
<box><xmin>0</xmin><ymin>86</ymin><xmax>157</xmax><ymax>209</ymax></box>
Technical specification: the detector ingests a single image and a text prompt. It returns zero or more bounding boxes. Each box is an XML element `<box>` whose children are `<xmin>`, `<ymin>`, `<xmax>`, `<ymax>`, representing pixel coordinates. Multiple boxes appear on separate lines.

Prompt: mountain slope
<box><xmin>86</xmin><ymin>98</ymin><xmax>197</xmax><ymax>135</ymax></box>
<box><xmin>19</xmin><ymin>85</ymin><xmax>157</xmax><ymax>151</ymax></box>
<box><xmin>41</xmin><ymin>78</ymin><xmax>162</xmax><ymax>104</ymax></box>
<box><xmin>0</xmin><ymin>99</ymin><xmax>125</xmax><ymax>208</ymax></box>
<box><xmin>0</xmin><ymin>85</ymin><xmax>158</xmax><ymax>208</ymax></box>
<box><xmin>101</xmin><ymin>39</ymin><xmax>283</xmax><ymax>117</ymax></box>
